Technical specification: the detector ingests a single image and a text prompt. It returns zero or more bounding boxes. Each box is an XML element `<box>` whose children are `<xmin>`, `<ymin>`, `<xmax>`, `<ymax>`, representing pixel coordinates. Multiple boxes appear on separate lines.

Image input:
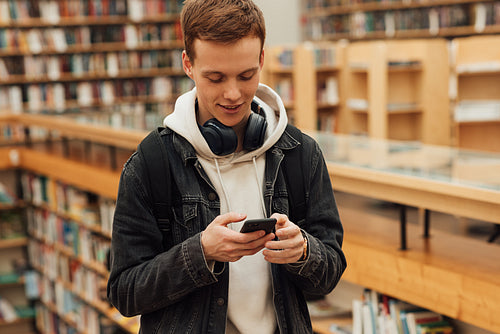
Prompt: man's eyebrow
<box><xmin>201</xmin><ymin>71</ymin><xmax>224</xmax><ymax>77</ymax></box>
<box><xmin>201</xmin><ymin>67</ymin><xmax>260</xmax><ymax>76</ymax></box>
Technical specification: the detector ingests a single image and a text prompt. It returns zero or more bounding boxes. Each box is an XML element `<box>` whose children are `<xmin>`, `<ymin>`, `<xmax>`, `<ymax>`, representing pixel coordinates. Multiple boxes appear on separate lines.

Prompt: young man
<box><xmin>107</xmin><ymin>0</ymin><xmax>346</xmax><ymax>333</ymax></box>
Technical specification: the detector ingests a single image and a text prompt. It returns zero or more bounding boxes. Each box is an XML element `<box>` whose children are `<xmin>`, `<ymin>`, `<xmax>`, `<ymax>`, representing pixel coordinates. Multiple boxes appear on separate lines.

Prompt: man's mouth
<box><xmin>219</xmin><ymin>104</ymin><xmax>242</xmax><ymax>112</ymax></box>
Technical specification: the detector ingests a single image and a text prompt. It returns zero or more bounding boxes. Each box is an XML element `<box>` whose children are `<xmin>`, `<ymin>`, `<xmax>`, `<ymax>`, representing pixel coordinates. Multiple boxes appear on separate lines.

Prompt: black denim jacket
<box><xmin>107</xmin><ymin>127</ymin><xmax>346</xmax><ymax>334</ymax></box>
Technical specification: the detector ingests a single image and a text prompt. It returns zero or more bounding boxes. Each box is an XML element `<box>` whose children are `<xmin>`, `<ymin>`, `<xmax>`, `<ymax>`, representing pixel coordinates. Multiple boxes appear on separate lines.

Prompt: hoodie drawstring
<box><xmin>252</xmin><ymin>156</ymin><xmax>267</xmax><ymax>218</ymax></box>
<box><xmin>214</xmin><ymin>158</ymin><xmax>232</xmax><ymax>213</ymax></box>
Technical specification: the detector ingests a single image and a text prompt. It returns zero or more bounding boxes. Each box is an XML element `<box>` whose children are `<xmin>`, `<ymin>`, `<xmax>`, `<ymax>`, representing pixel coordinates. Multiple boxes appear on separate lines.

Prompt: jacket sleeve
<box><xmin>106</xmin><ymin>152</ymin><xmax>218</xmax><ymax>317</ymax></box>
<box><xmin>283</xmin><ymin>135</ymin><xmax>347</xmax><ymax>296</ymax></box>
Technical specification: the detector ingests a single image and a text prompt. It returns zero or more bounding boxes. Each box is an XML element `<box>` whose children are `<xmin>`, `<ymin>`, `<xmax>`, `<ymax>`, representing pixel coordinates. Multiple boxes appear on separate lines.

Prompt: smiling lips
<box><xmin>219</xmin><ymin>104</ymin><xmax>243</xmax><ymax>113</ymax></box>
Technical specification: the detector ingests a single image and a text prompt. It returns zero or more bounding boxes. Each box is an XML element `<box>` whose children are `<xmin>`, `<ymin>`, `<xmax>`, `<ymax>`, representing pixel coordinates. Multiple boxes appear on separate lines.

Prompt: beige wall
<box><xmin>253</xmin><ymin>0</ymin><xmax>301</xmax><ymax>46</ymax></box>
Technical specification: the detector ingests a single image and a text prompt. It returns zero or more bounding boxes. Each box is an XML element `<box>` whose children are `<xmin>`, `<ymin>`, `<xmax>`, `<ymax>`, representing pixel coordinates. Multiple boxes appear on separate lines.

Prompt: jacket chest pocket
<box><xmin>165</xmin><ymin>202</ymin><xmax>199</xmax><ymax>245</ymax></box>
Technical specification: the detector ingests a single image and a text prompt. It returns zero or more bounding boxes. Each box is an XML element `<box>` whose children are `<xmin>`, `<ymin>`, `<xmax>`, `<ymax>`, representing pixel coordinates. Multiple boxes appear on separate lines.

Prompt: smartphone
<box><xmin>239</xmin><ymin>218</ymin><xmax>277</xmax><ymax>234</ymax></box>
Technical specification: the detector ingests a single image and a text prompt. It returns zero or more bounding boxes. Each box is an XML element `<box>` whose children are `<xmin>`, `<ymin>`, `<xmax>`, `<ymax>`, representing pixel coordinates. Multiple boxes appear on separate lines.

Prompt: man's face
<box><xmin>182</xmin><ymin>36</ymin><xmax>264</xmax><ymax>129</ymax></box>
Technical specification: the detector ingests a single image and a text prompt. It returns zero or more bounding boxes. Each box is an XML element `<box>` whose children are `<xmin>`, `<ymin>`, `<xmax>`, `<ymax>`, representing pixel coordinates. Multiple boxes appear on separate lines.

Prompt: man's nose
<box><xmin>223</xmin><ymin>79</ymin><xmax>242</xmax><ymax>101</ymax></box>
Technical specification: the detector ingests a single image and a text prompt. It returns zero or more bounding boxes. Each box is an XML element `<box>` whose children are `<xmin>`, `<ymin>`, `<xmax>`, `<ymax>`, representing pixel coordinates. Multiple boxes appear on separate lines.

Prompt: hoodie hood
<box><xmin>163</xmin><ymin>83</ymin><xmax>288</xmax><ymax>162</ymax></box>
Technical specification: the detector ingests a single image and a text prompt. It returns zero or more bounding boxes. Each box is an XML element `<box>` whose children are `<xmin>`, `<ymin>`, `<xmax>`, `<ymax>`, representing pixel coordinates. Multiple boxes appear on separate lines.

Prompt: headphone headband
<box><xmin>198</xmin><ymin>100</ymin><xmax>267</xmax><ymax>155</ymax></box>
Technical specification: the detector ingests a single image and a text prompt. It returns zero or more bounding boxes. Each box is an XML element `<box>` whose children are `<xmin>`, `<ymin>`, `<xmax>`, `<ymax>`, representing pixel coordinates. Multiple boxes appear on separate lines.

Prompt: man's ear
<box><xmin>182</xmin><ymin>51</ymin><xmax>194</xmax><ymax>79</ymax></box>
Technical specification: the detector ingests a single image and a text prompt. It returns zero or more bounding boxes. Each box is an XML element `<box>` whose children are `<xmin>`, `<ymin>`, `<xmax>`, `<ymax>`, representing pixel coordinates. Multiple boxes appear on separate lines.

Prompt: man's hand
<box><xmin>263</xmin><ymin>213</ymin><xmax>305</xmax><ymax>264</ymax></box>
<box><xmin>201</xmin><ymin>212</ymin><xmax>276</xmax><ymax>262</ymax></box>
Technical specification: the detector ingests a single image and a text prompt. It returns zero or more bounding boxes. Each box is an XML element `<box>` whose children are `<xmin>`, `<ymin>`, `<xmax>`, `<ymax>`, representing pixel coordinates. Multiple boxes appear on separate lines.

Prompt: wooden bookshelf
<box><xmin>301</xmin><ymin>0</ymin><xmax>500</xmax><ymax>41</ymax></box>
<box><xmin>262</xmin><ymin>42</ymin><xmax>345</xmax><ymax>132</ymax></box>
<box><xmin>451</xmin><ymin>35</ymin><xmax>500</xmax><ymax>152</ymax></box>
<box><xmin>339</xmin><ymin>203</ymin><xmax>500</xmax><ymax>333</ymax></box>
<box><xmin>261</xmin><ymin>45</ymin><xmax>296</xmax><ymax>119</ymax></box>
<box><xmin>0</xmin><ymin>0</ymin><xmax>191</xmax><ymax>129</ymax></box>
<box><xmin>340</xmin><ymin>39</ymin><xmax>451</xmax><ymax>145</ymax></box>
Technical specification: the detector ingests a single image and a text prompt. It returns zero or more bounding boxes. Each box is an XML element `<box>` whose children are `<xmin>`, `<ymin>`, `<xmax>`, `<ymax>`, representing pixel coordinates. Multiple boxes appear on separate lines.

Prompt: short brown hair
<box><xmin>181</xmin><ymin>0</ymin><xmax>266</xmax><ymax>63</ymax></box>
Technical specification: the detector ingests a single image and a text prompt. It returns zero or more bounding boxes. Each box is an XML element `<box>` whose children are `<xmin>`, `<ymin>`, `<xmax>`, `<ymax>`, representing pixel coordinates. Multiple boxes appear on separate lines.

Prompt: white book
<box><xmin>77</xmin><ymin>82</ymin><xmax>93</xmax><ymax>106</ymax></box>
<box><xmin>102</xmin><ymin>81</ymin><xmax>115</xmax><ymax>105</ymax></box>
<box><xmin>325</xmin><ymin>77</ymin><xmax>339</xmax><ymax>105</ymax></box>
<box><xmin>125</xmin><ymin>24</ymin><xmax>139</xmax><ymax>49</ymax></box>
<box><xmin>128</xmin><ymin>0</ymin><xmax>144</xmax><ymax>21</ymax></box>
<box><xmin>53</xmin><ymin>83</ymin><xmax>66</xmax><ymax>113</ymax></box>
<box><xmin>39</xmin><ymin>0</ymin><xmax>60</xmax><ymax>24</ymax></box>
<box><xmin>153</xmin><ymin>77</ymin><xmax>173</xmax><ymax>99</ymax></box>
<box><xmin>352</xmin><ymin>299</ymin><xmax>363</xmax><ymax>334</ymax></box>
<box><xmin>456</xmin><ymin>61</ymin><xmax>500</xmax><ymax>74</ymax></box>
<box><xmin>28</xmin><ymin>85</ymin><xmax>43</xmax><ymax>112</ymax></box>
<box><xmin>385</xmin><ymin>12</ymin><xmax>395</xmax><ymax>38</ymax></box>
<box><xmin>107</xmin><ymin>53</ymin><xmax>119</xmax><ymax>77</ymax></box>
<box><xmin>50</xmin><ymin>29</ymin><xmax>68</xmax><ymax>52</ymax></box>
<box><xmin>47</xmin><ymin>56</ymin><xmax>61</xmax><ymax>80</ymax></box>
<box><xmin>362</xmin><ymin>303</ymin><xmax>376</xmax><ymax>334</ymax></box>
<box><xmin>27</xmin><ymin>29</ymin><xmax>43</xmax><ymax>54</ymax></box>
<box><xmin>0</xmin><ymin>297</ymin><xmax>18</xmax><ymax>322</ymax></box>
<box><xmin>0</xmin><ymin>1</ymin><xmax>10</xmax><ymax>23</ymax></box>
<box><xmin>429</xmin><ymin>9</ymin><xmax>439</xmax><ymax>36</ymax></box>
<box><xmin>455</xmin><ymin>100</ymin><xmax>500</xmax><ymax>122</ymax></box>
<box><xmin>73</xmin><ymin>54</ymin><xmax>84</xmax><ymax>77</ymax></box>
<box><xmin>474</xmin><ymin>3</ymin><xmax>486</xmax><ymax>33</ymax></box>
<box><xmin>347</xmin><ymin>98</ymin><xmax>369</xmax><ymax>111</ymax></box>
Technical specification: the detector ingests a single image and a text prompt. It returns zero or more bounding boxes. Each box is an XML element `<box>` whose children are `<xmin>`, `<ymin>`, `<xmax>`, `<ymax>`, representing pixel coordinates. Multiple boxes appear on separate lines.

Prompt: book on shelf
<box><xmin>456</xmin><ymin>61</ymin><xmax>500</xmax><ymax>74</ymax></box>
<box><xmin>351</xmin><ymin>289</ymin><xmax>454</xmax><ymax>334</ymax></box>
<box><xmin>0</xmin><ymin>182</ymin><xmax>17</xmax><ymax>205</ymax></box>
<box><xmin>347</xmin><ymin>98</ymin><xmax>369</xmax><ymax>111</ymax></box>
<box><xmin>0</xmin><ymin>296</ymin><xmax>18</xmax><ymax>322</ymax></box>
<box><xmin>454</xmin><ymin>100</ymin><xmax>500</xmax><ymax>122</ymax></box>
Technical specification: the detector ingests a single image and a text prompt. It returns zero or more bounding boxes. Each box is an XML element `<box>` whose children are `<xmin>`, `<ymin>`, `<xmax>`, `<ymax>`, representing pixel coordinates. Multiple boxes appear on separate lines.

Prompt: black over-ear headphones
<box><xmin>198</xmin><ymin>100</ymin><xmax>268</xmax><ymax>156</ymax></box>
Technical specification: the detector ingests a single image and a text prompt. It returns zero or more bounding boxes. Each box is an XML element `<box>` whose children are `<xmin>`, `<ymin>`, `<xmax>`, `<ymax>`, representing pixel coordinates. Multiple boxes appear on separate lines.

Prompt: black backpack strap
<box><xmin>137</xmin><ymin>127</ymin><xmax>171</xmax><ymax>224</ymax></box>
<box><xmin>282</xmin><ymin>124</ymin><xmax>307</xmax><ymax>224</ymax></box>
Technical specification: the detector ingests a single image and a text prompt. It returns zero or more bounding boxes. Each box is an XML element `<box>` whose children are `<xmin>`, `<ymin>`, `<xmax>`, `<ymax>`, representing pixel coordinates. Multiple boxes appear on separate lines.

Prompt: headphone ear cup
<box><xmin>243</xmin><ymin>112</ymin><xmax>267</xmax><ymax>151</ymax></box>
<box><xmin>199</xmin><ymin>118</ymin><xmax>238</xmax><ymax>156</ymax></box>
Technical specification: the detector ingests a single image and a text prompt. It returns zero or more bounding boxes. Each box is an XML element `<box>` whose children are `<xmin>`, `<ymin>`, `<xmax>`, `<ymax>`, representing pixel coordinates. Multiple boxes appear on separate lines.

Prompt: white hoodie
<box><xmin>164</xmin><ymin>83</ymin><xmax>288</xmax><ymax>334</ymax></box>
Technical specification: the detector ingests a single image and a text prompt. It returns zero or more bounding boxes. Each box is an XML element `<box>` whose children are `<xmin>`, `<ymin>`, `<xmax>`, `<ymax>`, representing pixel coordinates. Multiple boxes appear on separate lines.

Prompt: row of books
<box><xmin>273</xmin><ymin>78</ymin><xmax>294</xmax><ymax>106</ymax></box>
<box><xmin>0</xmin><ymin>76</ymin><xmax>193</xmax><ymax>114</ymax></box>
<box><xmin>272</xmin><ymin>47</ymin><xmax>294</xmax><ymax>68</ymax></box>
<box><xmin>1</xmin><ymin>49</ymin><xmax>183</xmax><ymax>79</ymax></box>
<box><xmin>27</xmin><ymin>208</ymin><xmax>111</xmax><ymax>270</ymax></box>
<box><xmin>308</xmin><ymin>44</ymin><xmax>339</xmax><ymax>68</ymax></box>
<box><xmin>317</xmin><ymin>76</ymin><xmax>339</xmax><ymax>105</ymax></box>
<box><xmin>0</xmin><ymin>0</ymin><xmax>183</xmax><ymax>22</ymax></box>
<box><xmin>317</xmin><ymin>112</ymin><xmax>337</xmax><ymax>133</ymax></box>
<box><xmin>304</xmin><ymin>3</ymin><xmax>497</xmax><ymax>39</ymax></box>
<box><xmin>34</xmin><ymin>276</ymin><xmax>104</xmax><ymax>334</ymax></box>
<box><xmin>352</xmin><ymin>289</ymin><xmax>454</xmax><ymax>334</ymax></box>
<box><xmin>0</xmin><ymin>23</ymin><xmax>182</xmax><ymax>54</ymax></box>
<box><xmin>29</xmin><ymin>244</ymin><xmax>130</xmax><ymax>334</ymax></box>
<box><xmin>28</xmin><ymin>239</ymin><xmax>107</xmax><ymax>301</ymax></box>
<box><xmin>454</xmin><ymin>100</ymin><xmax>500</xmax><ymax>122</ymax></box>
<box><xmin>21</xmin><ymin>173</ymin><xmax>115</xmax><ymax>235</ymax></box>
<box><xmin>304</xmin><ymin>0</ymin><xmax>493</xmax><ymax>10</ymax></box>
<box><xmin>68</xmin><ymin>101</ymin><xmax>173</xmax><ymax>130</ymax></box>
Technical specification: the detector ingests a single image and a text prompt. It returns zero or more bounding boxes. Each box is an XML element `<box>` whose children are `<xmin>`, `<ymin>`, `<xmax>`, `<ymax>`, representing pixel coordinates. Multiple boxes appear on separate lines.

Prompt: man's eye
<box><xmin>208</xmin><ymin>77</ymin><xmax>223</xmax><ymax>83</ymax></box>
<box><xmin>240</xmin><ymin>75</ymin><xmax>253</xmax><ymax>81</ymax></box>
